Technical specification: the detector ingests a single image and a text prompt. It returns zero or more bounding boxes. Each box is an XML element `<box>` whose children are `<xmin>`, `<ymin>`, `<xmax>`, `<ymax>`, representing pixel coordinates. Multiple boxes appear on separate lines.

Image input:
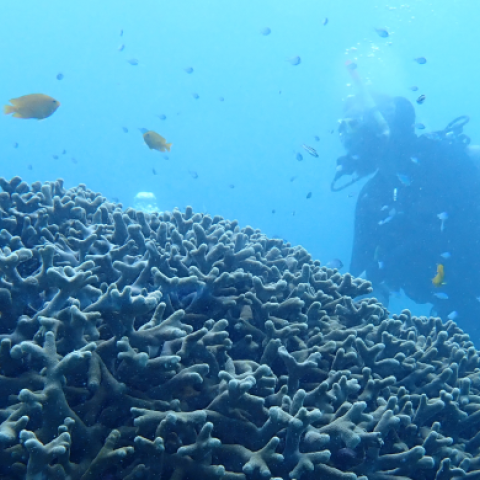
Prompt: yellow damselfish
<box><xmin>143</xmin><ymin>130</ymin><xmax>172</xmax><ymax>152</ymax></box>
<box><xmin>432</xmin><ymin>264</ymin><xmax>445</xmax><ymax>287</ymax></box>
<box><xmin>4</xmin><ymin>94</ymin><xmax>60</xmax><ymax>120</ymax></box>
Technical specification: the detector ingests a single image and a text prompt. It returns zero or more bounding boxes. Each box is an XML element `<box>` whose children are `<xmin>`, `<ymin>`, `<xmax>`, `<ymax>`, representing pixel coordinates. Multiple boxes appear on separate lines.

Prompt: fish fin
<box><xmin>3</xmin><ymin>104</ymin><xmax>15</xmax><ymax>115</ymax></box>
<box><xmin>165</xmin><ymin>143</ymin><xmax>172</xmax><ymax>152</ymax></box>
<box><xmin>12</xmin><ymin>112</ymin><xmax>23</xmax><ymax>118</ymax></box>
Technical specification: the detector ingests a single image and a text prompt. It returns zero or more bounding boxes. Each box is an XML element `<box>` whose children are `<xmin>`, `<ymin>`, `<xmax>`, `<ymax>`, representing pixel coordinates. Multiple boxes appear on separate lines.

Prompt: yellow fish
<box><xmin>143</xmin><ymin>130</ymin><xmax>172</xmax><ymax>152</ymax></box>
<box><xmin>432</xmin><ymin>264</ymin><xmax>445</xmax><ymax>287</ymax></box>
<box><xmin>4</xmin><ymin>94</ymin><xmax>60</xmax><ymax>120</ymax></box>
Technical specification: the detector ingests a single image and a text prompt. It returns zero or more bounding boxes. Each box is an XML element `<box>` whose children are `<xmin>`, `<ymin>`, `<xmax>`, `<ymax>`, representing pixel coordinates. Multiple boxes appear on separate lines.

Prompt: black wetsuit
<box><xmin>350</xmin><ymin>133</ymin><xmax>480</xmax><ymax>343</ymax></box>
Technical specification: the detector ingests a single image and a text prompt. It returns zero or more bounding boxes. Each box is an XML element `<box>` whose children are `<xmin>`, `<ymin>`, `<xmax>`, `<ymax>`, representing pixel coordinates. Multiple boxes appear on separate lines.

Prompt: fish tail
<box><xmin>165</xmin><ymin>143</ymin><xmax>172</xmax><ymax>152</ymax></box>
<box><xmin>3</xmin><ymin>104</ymin><xmax>15</xmax><ymax>115</ymax></box>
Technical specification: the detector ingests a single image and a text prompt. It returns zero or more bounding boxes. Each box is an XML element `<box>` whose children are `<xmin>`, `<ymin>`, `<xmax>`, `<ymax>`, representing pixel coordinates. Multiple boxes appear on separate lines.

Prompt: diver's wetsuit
<box><xmin>350</xmin><ymin>132</ymin><xmax>480</xmax><ymax>343</ymax></box>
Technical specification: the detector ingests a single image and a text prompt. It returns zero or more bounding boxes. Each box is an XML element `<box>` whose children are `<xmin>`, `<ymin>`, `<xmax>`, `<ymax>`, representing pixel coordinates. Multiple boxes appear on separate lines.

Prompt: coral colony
<box><xmin>1</xmin><ymin>176</ymin><xmax>480</xmax><ymax>479</ymax></box>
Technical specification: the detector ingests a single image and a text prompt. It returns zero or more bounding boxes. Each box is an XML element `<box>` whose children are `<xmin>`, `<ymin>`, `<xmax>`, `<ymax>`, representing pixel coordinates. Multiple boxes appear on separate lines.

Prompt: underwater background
<box><xmin>1</xmin><ymin>0</ymin><xmax>477</xmax><ymax>331</ymax></box>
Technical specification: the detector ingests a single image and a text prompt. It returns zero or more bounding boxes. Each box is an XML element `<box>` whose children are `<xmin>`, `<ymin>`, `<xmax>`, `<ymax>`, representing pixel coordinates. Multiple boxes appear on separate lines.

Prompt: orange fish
<box><xmin>432</xmin><ymin>264</ymin><xmax>445</xmax><ymax>287</ymax></box>
<box><xmin>143</xmin><ymin>130</ymin><xmax>172</xmax><ymax>152</ymax></box>
<box><xmin>4</xmin><ymin>94</ymin><xmax>60</xmax><ymax>120</ymax></box>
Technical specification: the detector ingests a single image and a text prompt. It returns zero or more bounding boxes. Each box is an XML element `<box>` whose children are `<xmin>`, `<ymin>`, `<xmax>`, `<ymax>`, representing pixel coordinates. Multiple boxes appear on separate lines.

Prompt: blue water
<box><xmin>1</xmin><ymin>1</ymin><xmax>477</xmax><ymax>324</ymax></box>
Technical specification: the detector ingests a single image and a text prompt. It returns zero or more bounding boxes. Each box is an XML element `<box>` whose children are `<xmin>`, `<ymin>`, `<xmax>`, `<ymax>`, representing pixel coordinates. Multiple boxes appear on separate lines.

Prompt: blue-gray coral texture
<box><xmin>0</xmin><ymin>176</ymin><xmax>480</xmax><ymax>480</ymax></box>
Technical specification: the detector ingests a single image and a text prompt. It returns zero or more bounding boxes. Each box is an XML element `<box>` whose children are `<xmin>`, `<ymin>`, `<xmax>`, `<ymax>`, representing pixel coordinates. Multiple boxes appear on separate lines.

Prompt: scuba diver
<box><xmin>332</xmin><ymin>63</ymin><xmax>480</xmax><ymax>344</ymax></box>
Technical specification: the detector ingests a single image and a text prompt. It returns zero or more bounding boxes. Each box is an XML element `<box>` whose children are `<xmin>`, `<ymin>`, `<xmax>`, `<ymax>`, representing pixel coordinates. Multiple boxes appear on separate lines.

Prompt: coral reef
<box><xmin>1</xmin><ymin>176</ymin><xmax>480</xmax><ymax>479</ymax></box>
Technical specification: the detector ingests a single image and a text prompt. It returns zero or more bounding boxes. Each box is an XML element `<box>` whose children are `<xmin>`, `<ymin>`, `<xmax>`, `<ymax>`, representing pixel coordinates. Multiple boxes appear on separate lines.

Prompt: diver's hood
<box><xmin>333</xmin><ymin>95</ymin><xmax>416</xmax><ymax>191</ymax></box>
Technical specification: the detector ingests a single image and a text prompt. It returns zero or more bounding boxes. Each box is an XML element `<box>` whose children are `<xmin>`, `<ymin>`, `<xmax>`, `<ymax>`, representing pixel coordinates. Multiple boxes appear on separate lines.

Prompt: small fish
<box><xmin>345</xmin><ymin>60</ymin><xmax>357</xmax><ymax>71</ymax></box>
<box><xmin>302</xmin><ymin>144</ymin><xmax>319</xmax><ymax>157</ymax></box>
<box><xmin>411</xmin><ymin>156</ymin><xmax>420</xmax><ymax>164</ymax></box>
<box><xmin>56</xmin><ymin>73</ymin><xmax>64</xmax><ymax>81</ymax></box>
<box><xmin>127</xmin><ymin>58</ymin><xmax>139</xmax><ymax>66</ymax></box>
<box><xmin>448</xmin><ymin>311</ymin><xmax>458</xmax><ymax>320</ymax></box>
<box><xmin>326</xmin><ymin>258</ymin><xmax>343</xmax><ymax>269</ymax></box>
<box><xmin>375</xmin><ymin>28</ymin><xmax>389</xmax><ymax>38</ymax></box>
<box><xmin>290</xmin><ymin>176</ymin><xmax>297</xmax><ymax>182</ymax></box>
<box><xmin>144</xmin><ymin>130</ymin><xmax>172</xmax><ymax>153</ymax></box>
<box><xmin>157</xmin><ymin>114</ymin><xmax>167</xmax><ymax>120</ymax></box>
<box><xmin>416</xmin><ymin>94</ymin><xmax>426</xmax><ymax>105</ymax></box>
<box><xmin>434</xmin><ymin>292</ymin><xmax>449</xmax><ymax>300</ymax></box>
<box><xmin>229</xmin><ymin>184</ymin><xmax>235</xmax><ymax>188</ymax></box>
<box><xmin>138</xmin><ymin>127</ymin><xmax>148</xmax><ymax>134</ymax></box>
<box><xmin>122</xmin><ymin>126</ymin><xmax>128</xmax><ymax>133</ymax></box>
<box><xmin>219</xmin><ymin>96</ymin><xmax>224</xmax><ymax>102</ymax></box>
<box><xmin>62</xmin><ymin>149</ymin><xmax>67</xmax><ymax>154</ymax></box>
<box><xmin>438</xmin><ymin>212</ymin><xmax>448</xmax><ymax>231</ymax></box>
<box><xmin>306</xmin><ymin>192</ymin><xmax>312</xmax><ymax>199</ymax></box>
<box><xmin>120</xmin><ymin>29</ymin><xmax>124</xmax><ymax>37</ymax></box>
<box><xmin>393</xmin><ymin>188</ymin><xmax>398</xmax><ymax>201</ymax></box>
<box><xmin>152</xmin><ymin>168</ymin><xmax>157</xmax><ymax>175</ymax></box>
<box><xmin>432</xmin><ymin>264</ymin><xmax>445</xmax><ymax>287</ymax></box>
<box><xmin>13</xmin><ymin>142</ymin><xmax>18</xmax><ymax>148</ymax></box>
<box><xmin>323</xmin><ymin>18</ymin><xmax>329</xmax><ymax>26</ymax></box>
<box><xmin>378</xmin><ymin>261</ymin><xmax>385</xmax><ymax>269</ymax></box>
<box><xmin>4</xmin><ymin>94</ymin><xmax>60</xmax><ymax>120</ymax></box>
<box><xmin>118</xmin><ymin>44</ymin><xmax>125</xmax><ymax>52</ymax></box>
<box><xmin>163</xmin><ymin>155</ymin><xmax>169</xmax><ymax>160</ymax></box>
<box><xmin>296</xmin><ymin>153</ymin><xmax>303</xmax><ymax>161</ymax></box>
<box><xmin>261</xmin><ymin>27</ymin><xmax>271</xmax><ymax>35</ymax></box>
<box><xmin>378</xmin><ymin>216</ymin><xmax>393</xmax><ymax>225</ymax></box>
<box><xmin>52</xmin><ymin>155</ymin><xmax>59</xmax><ymax>159</ymax></box>
<box><xmin>189</xmin><ymin>170</ymin><xmax>199</xmax><ymax>179</ymax></box>
<box><xmin>27</xmin><ymin>164</ymin><xmax>32</xmax><ymax>170</ymax></box>
<box><xmin>71</xmin><ymin>158</ymin><xmax>78</xmax><ymax>164</ymax></box>
<box><xmin>314</xmin><ymin>135</ymin><xmax>320</xmax><ymax>142</ymax></box>
<box><xmin>414</xmin><ymin>57</ymin><xmax>427</xmax><ymax>64</ymax></box>
<box><xmin>288</xmin><ymin>56</ymin><xmax>301</xmax><ymax>66</ymax></box>
<box><xmin>347</xmin><ymin>191</ymin><xmax>356</xmax><ymax>198</ymax></box>
<box><xmin>415</xmin><ymin>123</ymin><xmax>425</xmax><ymax>130</ymax></box>
<box><xmin>192</xmin><ymin>93</ymin><xmax>200</xmax><ymax>99</ymax></box>
<box><xmin>397</xmin><ymin>173</ymin><xmax>411</xmax><ymax>186</ymax></box>
<box><xmin>409</xmin><ymin>86</ymin><xmax>419</xmax><ymax>91</ymax></box>
<box><xmin>292</xmin><ymin>211</ymin><xmax>295</xmax><ymax>216</ymax></box>
<box><xmin>272</xmin><ymin>209</ymin><xmax>276</xmax><ymax>214</ymax></box>
<box><xmin>184</xmin><ymin>67</ymin><xmax>194</xmax><ymax>74</ymax></box>
<box><xmin>440</xmin><ymin>252</ymin><xmax>451</xmax><ymax>259</ymax></box>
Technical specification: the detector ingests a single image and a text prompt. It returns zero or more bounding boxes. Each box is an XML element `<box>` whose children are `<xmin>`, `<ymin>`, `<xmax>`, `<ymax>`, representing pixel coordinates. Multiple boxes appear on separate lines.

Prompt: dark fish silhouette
<box><xmin>375</xmin><ymin>28</ymin><xmax>389</xmax><ymax>38</ymax></box>
<box><xmin>416</xmin><ymin>94</ymin><xmax>426</xmax><ymax>105</ymax></box>
<box><xmin>414</xmin><ymin>57</ymin><xmax>427</xmax><ymax>64</ymax></box>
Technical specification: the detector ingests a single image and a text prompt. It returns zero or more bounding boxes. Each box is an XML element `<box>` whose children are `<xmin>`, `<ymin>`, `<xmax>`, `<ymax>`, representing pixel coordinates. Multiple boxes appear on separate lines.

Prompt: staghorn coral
<box><xmin>0</xmin><ymin>176</ymin><xmax>480</xmax><ymax>479</ymax></box>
